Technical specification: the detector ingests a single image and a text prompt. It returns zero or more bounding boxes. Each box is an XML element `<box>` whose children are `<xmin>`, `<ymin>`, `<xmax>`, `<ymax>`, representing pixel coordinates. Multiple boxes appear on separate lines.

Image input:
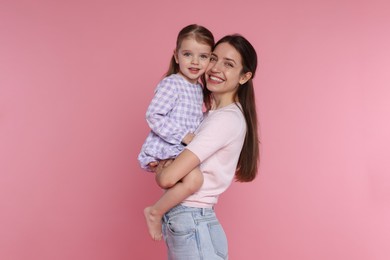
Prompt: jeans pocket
<box><xmin>164</xmin><ymin>212</ymin><xmax>199</xmax><ymax>257</ymax></box>
<box><xmin>166</xmin><ymin>212</ymin><xmax>196</xmax><ymax>236</ymax></box>
<box><xmin>208</xmin><ymin>221</ymin><xmax>228</xmax><ymax>259</ymax></box>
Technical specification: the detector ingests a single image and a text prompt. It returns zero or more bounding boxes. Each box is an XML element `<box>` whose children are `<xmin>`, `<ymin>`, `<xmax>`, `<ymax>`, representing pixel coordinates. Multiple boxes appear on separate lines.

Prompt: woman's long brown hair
<box><xmin>203</xmin><ymin>34</ymin><xmax>260</xmax><ymax>182</ymax></box>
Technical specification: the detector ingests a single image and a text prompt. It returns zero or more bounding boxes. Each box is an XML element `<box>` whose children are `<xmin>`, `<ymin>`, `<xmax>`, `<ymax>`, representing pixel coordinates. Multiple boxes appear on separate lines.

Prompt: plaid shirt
<box><xmin>138</xmin><ymin>74</ymin><xmax>204</xmax><ymax>171</ymax></box>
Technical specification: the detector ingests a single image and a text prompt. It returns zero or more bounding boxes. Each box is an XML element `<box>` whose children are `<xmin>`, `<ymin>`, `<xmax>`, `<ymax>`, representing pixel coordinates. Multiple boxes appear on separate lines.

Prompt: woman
<box><xmin>154</xmin><ymin>34</ymin><xmax>259</xmax><ymax>260</ymax></box>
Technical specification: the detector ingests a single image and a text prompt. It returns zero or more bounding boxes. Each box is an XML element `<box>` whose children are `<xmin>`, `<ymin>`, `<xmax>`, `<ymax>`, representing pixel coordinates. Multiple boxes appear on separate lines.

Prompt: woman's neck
<box><xmin>212</xmin><ymin>95</ymin><xmax>236</xmax><ymax>110</ymax></box>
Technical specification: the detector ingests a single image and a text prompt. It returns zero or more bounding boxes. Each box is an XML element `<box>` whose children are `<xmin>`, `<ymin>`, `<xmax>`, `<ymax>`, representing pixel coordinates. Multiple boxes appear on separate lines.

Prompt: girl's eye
<box><xmin>200</xmin><ymin>54</ymin><xmax>209</xmax><ymax>60</ymax></box>
<box><xmin>183</xmin><ymin>52</ymin><xmax>192</xmax><ymax>57</ymax></box>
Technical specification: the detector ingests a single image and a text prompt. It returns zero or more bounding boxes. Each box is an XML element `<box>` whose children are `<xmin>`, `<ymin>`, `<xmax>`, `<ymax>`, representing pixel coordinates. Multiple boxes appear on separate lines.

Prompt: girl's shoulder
<box><xmin>158</xmin><ymin>74</ymin><xmax>184</xmax><ymax>87</ymax></box>
<box><xmin>155</xmin><ymin>74</ymin><xmax>181</xmax><ymax>91</ymax></box>
<box><xmin>159</xmin><ymin>74</ymin><xmax>177</xmax><ymax>83</ymax></box>
<box><xmin>163</xmin><ymin>74</ymin><xmax>201</xmax><ymax>86</ymax></box>
<box><xmin>157</xmin><ymin>74</ymin><xmax>201</xmax><ymax>93</ymax></box>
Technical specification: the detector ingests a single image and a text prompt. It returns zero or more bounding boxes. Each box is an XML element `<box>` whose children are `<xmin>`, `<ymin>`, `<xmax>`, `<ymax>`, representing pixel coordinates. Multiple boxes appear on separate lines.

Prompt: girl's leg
<box><xmin>144</xmin><ymin>167</ymin><xmax>203</xmax><ymax>241</ymax></box>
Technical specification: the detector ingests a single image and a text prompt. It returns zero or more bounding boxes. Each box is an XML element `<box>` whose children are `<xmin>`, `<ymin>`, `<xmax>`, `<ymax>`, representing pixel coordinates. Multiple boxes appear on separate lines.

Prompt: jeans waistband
<box><xmin>165</xmin><ymin>204</ymin><xmax>214</xmax><ymax>218</ymax></box>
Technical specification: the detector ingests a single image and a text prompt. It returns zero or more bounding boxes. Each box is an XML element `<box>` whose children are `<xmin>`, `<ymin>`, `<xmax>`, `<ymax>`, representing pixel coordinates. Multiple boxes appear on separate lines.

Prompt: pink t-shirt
<box><xmin>182</xmin><ymin>103</ymin><xmax>247</xmax><ymax>208</ymax></box>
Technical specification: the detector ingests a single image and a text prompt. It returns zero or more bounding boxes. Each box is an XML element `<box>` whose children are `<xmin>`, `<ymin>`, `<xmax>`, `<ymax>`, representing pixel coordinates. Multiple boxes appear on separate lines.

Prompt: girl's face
<box><xmin>174</xmin><ymin>37</ymin><xmax>212</xmax><ymax>84</ymax></box>
<box><xmin>206</xmin><ymin>42</ymin><xmax>251</xmax><ymax>102</ymax></box>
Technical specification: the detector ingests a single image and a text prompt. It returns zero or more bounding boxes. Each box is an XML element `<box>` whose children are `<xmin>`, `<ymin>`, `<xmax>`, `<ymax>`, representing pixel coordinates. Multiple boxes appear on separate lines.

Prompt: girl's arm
<box><xmin>155</xmin><ymin>149</ymin><xmax>200</xmax><ymax>189</ymax></box>
<box><xmin>146</xmin><ymin>80</ymin><xmax>188</xmax><ymax>145</ymax></box>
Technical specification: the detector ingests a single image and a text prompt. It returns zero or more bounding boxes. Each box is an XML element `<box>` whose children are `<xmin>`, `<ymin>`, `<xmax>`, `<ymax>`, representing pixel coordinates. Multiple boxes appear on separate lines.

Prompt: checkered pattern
<box><xmin>138</xmin><ymin>74</ymin><xmax>204</xmax><ymax>171</ymax></box>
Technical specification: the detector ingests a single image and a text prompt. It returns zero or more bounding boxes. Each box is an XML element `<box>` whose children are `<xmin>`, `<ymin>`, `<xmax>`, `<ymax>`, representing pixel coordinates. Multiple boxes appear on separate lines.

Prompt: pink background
<box><xmin>1</xmin><ymin>0</ymin><xmax>389</xmax><ymax>259</ymax></box>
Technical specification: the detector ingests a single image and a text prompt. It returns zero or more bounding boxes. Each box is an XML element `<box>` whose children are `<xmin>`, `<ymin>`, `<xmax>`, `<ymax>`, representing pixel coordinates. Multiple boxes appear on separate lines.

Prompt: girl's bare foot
<box><xmin>144</xmin><ymin>206</ymin><xmax>163</xmax><ymax>241</ymax></box>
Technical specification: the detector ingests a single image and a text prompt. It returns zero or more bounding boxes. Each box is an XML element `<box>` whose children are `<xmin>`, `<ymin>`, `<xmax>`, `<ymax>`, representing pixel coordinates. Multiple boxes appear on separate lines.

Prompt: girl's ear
<box><xmin>174</xmin><ymin>50</ymin><xmax>179</xmax><ymax>64</ymax></box>
<box><xmin>239</xmin><ymin>72</ymin><xmax>252</xmax><ymax>85</ymax></box>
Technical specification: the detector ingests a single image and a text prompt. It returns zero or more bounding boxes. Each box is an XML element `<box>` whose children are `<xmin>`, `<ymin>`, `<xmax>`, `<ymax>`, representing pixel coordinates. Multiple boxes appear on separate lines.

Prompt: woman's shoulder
<box><xmin>197</xmin><ymin>104</ymin><xmax>245</xmax><ymax>142</ymax></box>
<box><xmin>207</xmin><ymin>103</ymin><xmax>245</xmax><ymax>124</ymax></box>
<box><xmin>213</xmin><ymin>103</ymin><xmax>244</xmax><ymax>117</ymax></box>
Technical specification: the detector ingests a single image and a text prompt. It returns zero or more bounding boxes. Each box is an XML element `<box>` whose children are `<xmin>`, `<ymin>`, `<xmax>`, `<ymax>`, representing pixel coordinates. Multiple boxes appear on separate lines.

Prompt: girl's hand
<box><xmin>149</xmin><ymin>159</ymin><xmax>174</xmax><ymax>174</ymax></box>
<box><xmin>182</xmin><ymin>133</ymin><xmax>195</xmax><ymax>145</ymax></box>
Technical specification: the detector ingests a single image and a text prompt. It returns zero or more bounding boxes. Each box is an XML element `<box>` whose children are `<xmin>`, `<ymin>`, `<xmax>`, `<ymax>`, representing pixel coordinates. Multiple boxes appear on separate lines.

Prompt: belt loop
<box><xmin>201</xmin><ymin>208</ymin><xmax>206</xmax><ymax>216</ymax></box>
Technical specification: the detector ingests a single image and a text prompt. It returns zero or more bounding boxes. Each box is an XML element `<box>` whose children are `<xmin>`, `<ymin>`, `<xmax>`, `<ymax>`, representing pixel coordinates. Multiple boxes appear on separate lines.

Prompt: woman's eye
<box><xmin>210</xmin><ymin>56</ymin><xmax>217</xmax><ymax>62</ymax></box>
<box><xmin>225</xmin><ymin>62</ymin><xmax>233</xmax><ymax>67</ymax></box>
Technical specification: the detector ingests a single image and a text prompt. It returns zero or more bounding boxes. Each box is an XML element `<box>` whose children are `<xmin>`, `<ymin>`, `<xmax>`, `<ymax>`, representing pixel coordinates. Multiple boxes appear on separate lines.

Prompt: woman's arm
<box><xmin>155</xmin><ymin>149</ymin><xmax>200</xmax><ymax>189</ymax></box>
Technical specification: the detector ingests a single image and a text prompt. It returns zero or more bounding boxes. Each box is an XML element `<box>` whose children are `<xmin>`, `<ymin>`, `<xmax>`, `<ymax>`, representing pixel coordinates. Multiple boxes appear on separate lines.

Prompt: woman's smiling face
<box><xmin>206</xmin><ymin>42</ymin><xmax>250</xmax><ymax>103</ymax></box>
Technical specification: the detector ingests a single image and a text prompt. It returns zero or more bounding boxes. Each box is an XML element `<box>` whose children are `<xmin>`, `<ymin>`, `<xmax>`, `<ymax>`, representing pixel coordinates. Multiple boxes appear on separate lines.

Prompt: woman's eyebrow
<box><xmin>224</xmin><ymin>57</ymin><xmax>236</xmax><ymax>64</ymax></box>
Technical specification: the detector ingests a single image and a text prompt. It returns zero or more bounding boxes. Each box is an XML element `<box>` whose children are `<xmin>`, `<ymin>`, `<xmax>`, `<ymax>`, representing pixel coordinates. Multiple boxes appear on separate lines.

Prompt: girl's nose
<box><xmin>191</xmin><ymin>56</ymin><xmax>199</xmax><ymax>64</ymax></box>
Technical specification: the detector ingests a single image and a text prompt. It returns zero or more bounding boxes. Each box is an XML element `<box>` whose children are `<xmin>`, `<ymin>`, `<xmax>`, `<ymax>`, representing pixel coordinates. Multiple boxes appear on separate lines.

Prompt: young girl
<box><xmin>138</xmin><ymin>24</ymin><xmax>214</xmax><ymax>241</ymax></box>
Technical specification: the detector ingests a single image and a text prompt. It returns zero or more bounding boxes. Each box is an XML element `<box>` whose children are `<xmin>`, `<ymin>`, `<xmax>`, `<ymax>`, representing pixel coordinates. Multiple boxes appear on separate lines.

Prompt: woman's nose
<box><xmin>209</xmin><ymin>61</ymin><xmax>220</xmax><ymax>72</ymax></box>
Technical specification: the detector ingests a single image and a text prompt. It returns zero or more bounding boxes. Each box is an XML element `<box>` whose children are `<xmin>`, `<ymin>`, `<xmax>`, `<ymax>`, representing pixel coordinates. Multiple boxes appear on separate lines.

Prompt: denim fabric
<box><xmin>162</xmin><ymin>204</ymin><xmax>228</xmax><ymax>260</ymax></box>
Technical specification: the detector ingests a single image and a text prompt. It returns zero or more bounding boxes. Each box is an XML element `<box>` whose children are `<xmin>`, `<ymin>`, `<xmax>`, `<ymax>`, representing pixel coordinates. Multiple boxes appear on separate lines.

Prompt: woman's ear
<box><xmin>239</xmin><ymin>72</ymin><xmax>252</xmax><ymax>85</ymax></box>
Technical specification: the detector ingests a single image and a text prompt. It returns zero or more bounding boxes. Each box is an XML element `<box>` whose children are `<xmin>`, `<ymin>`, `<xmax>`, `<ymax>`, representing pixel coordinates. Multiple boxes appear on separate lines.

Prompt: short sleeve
<box><xmin>186</xmin><ymin>109</ymin><xmax>245</xmax><ymax>162</ymax></box>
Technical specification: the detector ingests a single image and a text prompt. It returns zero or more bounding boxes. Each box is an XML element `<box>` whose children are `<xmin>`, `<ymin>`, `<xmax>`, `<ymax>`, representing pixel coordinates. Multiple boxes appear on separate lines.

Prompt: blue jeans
<box><xmin>162</xmin><ymin>204</ymin><xmax>228</xmax><ymax>260</ymax></box>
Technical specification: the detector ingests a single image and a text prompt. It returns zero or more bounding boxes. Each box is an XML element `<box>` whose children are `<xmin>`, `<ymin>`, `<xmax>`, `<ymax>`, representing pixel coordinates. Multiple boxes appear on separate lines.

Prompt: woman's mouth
<box><xmin>208</xmin><ymin>75</ymin><xmax>224</xmax><ymax>83</ymax></box>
